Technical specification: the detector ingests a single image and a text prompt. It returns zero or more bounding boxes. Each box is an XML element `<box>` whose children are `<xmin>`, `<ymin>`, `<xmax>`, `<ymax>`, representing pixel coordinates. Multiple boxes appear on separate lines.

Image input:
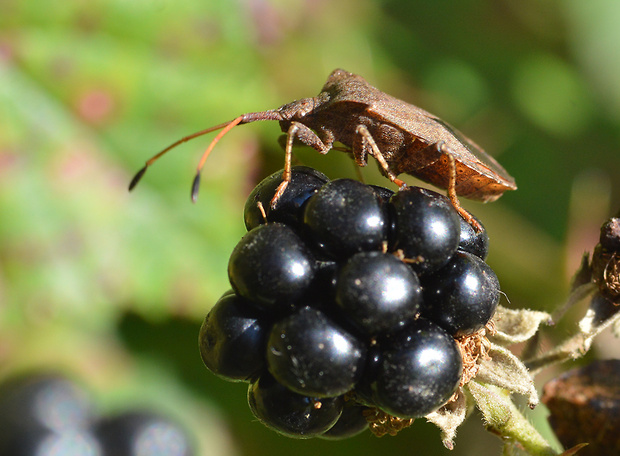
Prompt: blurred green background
<box><xmin>1</xmin><ymin>0</ymin><xmax>619</xmax><ymax>454</ymax></box>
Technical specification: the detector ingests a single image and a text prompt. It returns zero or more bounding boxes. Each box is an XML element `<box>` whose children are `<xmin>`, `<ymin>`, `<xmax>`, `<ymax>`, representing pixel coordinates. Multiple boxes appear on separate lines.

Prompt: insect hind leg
<box><xmin>434</xmin><ymin>141</ymin><xmax>483</xmax><ymax>232</ymax></box>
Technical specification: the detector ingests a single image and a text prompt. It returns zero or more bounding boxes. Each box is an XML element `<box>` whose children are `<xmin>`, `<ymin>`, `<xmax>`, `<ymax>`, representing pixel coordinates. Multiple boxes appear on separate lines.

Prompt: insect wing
<box><xmin>367</xmin><ymin>100</ymin><xmax>516</xmax><ymax>190</ymax></box>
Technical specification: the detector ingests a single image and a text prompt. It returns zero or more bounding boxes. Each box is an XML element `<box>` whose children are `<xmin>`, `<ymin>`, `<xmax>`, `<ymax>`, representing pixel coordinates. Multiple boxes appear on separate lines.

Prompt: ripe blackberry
<box><xmin>457</xmin><ymin>214</ymin><xmax>489</xmax><ymax>260</ymax></box>
<box><xmin>421</xmin><ymin>251</ymin><xmax>500</xmax><ymax>337</ymax></box>
<box><xmin>248</xmin><ymin>372</ymin><xmax>344</xmax><ymax>439</ymax></box>
<box><xmin>304</xmin><ymin>179</ymin><xmax>389</xmax><ymax>258</ymax></box>
<box><xmin>228</xmin><ymin>223</ymin><xmax>317</xmax><ymax>312</ymax></box>
<box><xmin>335</xmin><ymin>251</ymin><xmax>422</xmax><ymax>335</ymax></box>
<box><xmin>266</xmin><ymin>306</ymin><xmax>366</xmax><ymax>397</ymax></box>
<box><xmin>319</xmin><ymin>402</ymin><xmax>369</xmax><ymax>440</ymax></box>
<box><xmin>389</xmin><ymin>187</ymin><xmax>461</xmax><ymax>275</ymax></box>
<box><xmin>199</xmin><ymin>291</ymin><xmax>272</xmax><ymax>382</ymax></box>
<box><xmin>199</xmin><ymin>167</ymin><xmax>503</xmax><ymax>439</ymax></box>
<box><xmin>244</xmin><ymin>166</ymin><xmax>329</xmax><ymax>230</ymax></box>
<box><xmin>364</xmin><ymin>318</ymin><xmax>463</xmax><ymax>418</ymax></box>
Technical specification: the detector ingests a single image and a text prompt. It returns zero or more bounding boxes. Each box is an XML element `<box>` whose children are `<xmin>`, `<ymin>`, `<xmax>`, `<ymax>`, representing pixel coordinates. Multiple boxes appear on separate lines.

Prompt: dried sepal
<box><xmin>363</xmin><ymin>408</ymin><xmax>414</xmax><ymax>437</ymax></box>
<box><xmin>467</xmin><ymin>381</ymin><xmax>558</xmax><ymax>456</ymax></box>
<box><xmin>456</xmin><ymin>327</ymin><xmax>492</xmax><ymax>385</ymax></box>
<box><xmin>425</xmin><ymin>388</ymin><xmax>468</xmax><ymax>450</ymax></box>
<box><xmin>590</xmin><ymin>213</ymin><xmax>620</xmax><ymax>301</ymax></box>
<box><xmin>476</xmin><ymin>342</ymin><xmax>538</xmax><ymax>408</ymax></box>
<box><xmin>591</xmin><ymin>245</ymin><xmax>620</xmax><ymax>301</ymax></box>
<box><xmin>491</xmin><ymin>306</ymin><xmax>552</xmax><ymax>346</ymax></box>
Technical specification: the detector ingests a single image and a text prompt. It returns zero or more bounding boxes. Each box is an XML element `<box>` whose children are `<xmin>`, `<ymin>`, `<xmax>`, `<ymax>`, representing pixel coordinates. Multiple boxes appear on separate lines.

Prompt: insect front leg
<box><xmin>271</xmin><ymin>122</ymin><xmax>330</xmax><ymax>209</ymax></box>
<box><xmin>354</xmin><ymin>125</ymin><xmax>407</xmax><ymax>188</ymax></box>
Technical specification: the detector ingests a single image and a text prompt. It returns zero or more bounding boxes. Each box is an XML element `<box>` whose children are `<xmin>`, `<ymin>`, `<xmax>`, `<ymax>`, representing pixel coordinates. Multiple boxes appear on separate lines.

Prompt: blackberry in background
<box><xmin>95</xmin><ymin>411</ymin><xmax>194</xmax><ymax>456</ymax></box>
<box><xmin>0</xmin><ymin>374</ymin><xmax>99</xmax><ymax>456</ymax></box>
<box><xmin>0</xmin><ymin>374</ymin><xmax>94</xmax><ymax>433</ymax></box>
<box><xmin>0</xmin><ymin>374</ymin><xmax>196</xmax><ymax>456</ymax></box>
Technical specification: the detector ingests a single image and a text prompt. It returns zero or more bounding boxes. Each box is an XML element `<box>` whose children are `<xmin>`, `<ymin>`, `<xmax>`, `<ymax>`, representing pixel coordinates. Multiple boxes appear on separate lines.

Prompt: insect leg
<box><xmin>437</xmin><ymin>142</ymin><xmax>483</xmax><ymax>232</ymax></box>
<box><xmin>270</xmin><ymin>122</ymin><xmax>329</xmax><ymax>209</ymax></box>
<box><xmin>355</xmin><ymin>125</ymin><xmax>406</xmax><ymax>188</ymax></box>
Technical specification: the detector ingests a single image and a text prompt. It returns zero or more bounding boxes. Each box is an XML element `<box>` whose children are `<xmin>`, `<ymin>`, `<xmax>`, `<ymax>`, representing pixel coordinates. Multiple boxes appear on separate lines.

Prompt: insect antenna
<box><xmin>190</xmin><ymin>116</ymin><xmax>244</xmax><ymax>202</ymax></box>
<box><xmin>128</xmin><ymin>110</ymin><xmax>283</xmax><ymax>202</ymax></box>
<box><xmin>128</xmin><ymin>119</ymin><xmax>242</xmax><ymax>191</ymax></box>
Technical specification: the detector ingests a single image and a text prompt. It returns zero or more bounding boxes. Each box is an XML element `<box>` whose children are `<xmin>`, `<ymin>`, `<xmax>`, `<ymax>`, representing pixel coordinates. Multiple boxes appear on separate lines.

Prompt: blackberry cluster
<box><xmin>199</xmin><ymin>166</ymin><xmax>500</xmax><ymax>439</ymax></box>
<box><xmin>0</xmin><ymin>373</ymin><xmax>194</xmax><ymax>456</ymax></box>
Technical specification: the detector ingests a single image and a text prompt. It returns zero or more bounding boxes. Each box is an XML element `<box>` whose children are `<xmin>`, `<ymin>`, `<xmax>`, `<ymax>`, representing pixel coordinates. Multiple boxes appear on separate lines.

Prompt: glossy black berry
<box><xmin>228</xmin><ymin>223</ymin><xmax>317</xmax><ymax>312</ymax></box>
<box><xmin>457</xmin><ymin>215</ymin><xmax>489</xmax><ymax>260</ymax></box>
<box><xmin>389</xmin><ymin>187</ymin><xmax>461</xmax><ymax>274</ymax></box>
<box><xmin>248</xmin><ymin>373</ymin><xmax>343</xmax><ymax>439</ymax></box>
<box><xmin>266</xmin><ymin>307</ymin><xmax>366</xmax><ymax>397</ymax></box>
<box><xmin>367</xmin><ymin>318</ymin><xmax>462</xmax><ymax>418</ymax></box>
<box><xmin>199</xmin><ymin>291</ymin><xmax>271</xmax><ymax>382</ymax></box>
<box><xmin>244</xmin><ymin>167</ymin><xmax>329</xmax><ymax>231</ymax></box>
<box><xmin>304</xmin><ymin>179</ymin><xmax>388</xmax><ymax>258</ymax></box>
<box><xmin>369</xmin><ymin>185</ymin><xmax>395</xmax><ymax>204</ymax></box>
<box><xmin>95</xmin><ymin>411</ymin><xmax>194</xmax><ymax>456</ymax></box>
<box><xmin>422</xmin><ymin>251</ymin><xmax>500</xmax><ymax>337</ymax></box>
<box><xmin>335</xmin><ymin>251</ymin><xmax>422</xmax><ymax>335</ymax></box>
<box><xmin>319</xmin><ymin>402</ymin><xmax>368</xmax><ymax>440</ymax></box>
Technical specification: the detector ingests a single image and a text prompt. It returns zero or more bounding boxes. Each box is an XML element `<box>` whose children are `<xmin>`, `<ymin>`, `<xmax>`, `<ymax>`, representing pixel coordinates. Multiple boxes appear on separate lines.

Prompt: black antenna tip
<box><xmin>191</xmin><ymin>173</ymin><xmax>201</xmax><ymax>203</ymax></box>
<box><xmin>128</xmin><ymin>165</ymin><xmax>147</xmax><ymax>191</ymax></box>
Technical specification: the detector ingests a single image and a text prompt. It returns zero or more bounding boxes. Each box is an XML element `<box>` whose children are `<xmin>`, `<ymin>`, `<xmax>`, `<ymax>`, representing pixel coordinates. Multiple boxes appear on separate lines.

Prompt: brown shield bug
<box><xmin>129</xmin><ymin>69</ymin><xmax>516</xmax><ymax>228</ymax></box>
